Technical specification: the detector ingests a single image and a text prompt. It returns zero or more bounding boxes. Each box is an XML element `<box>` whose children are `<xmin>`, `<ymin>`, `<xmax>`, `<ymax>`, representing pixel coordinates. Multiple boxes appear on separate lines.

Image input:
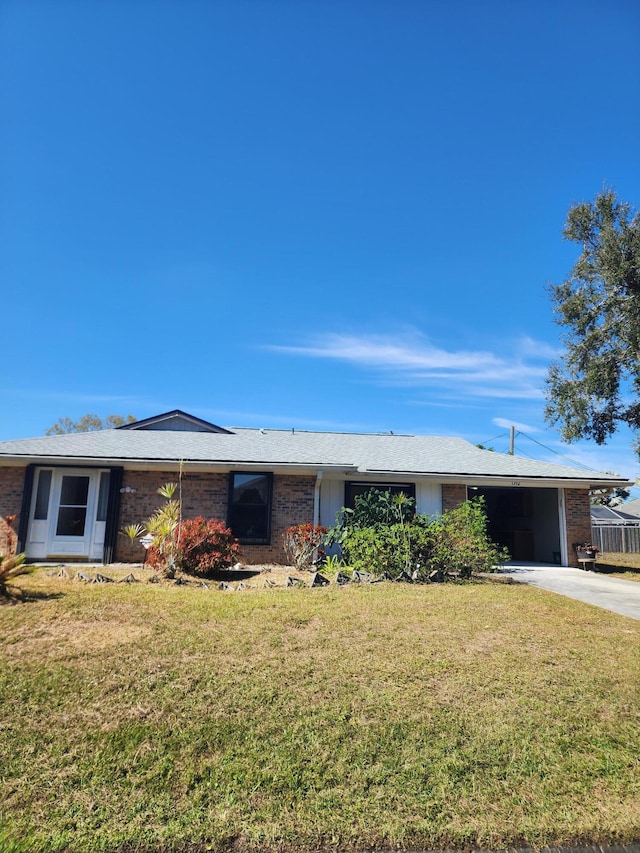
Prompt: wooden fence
<box><xmin>591</xmin><ymin>525</ymin><xmax>640</xmax><ymax>554</ymax></box>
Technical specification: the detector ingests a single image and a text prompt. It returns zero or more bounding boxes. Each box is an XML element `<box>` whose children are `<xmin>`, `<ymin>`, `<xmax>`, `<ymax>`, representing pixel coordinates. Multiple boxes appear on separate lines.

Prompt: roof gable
<box><xmin>118</xmin><ymin>410</ymin><xmax>233</xmax><ymax>434</ymax></box>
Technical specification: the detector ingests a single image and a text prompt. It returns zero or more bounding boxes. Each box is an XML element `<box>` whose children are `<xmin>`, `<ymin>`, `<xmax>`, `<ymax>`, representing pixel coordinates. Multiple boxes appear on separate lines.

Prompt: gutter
<box><xmin>0</xmin><ymin>456</ymin><xmax>357</xmax><ymax>473</ymax></box>
<box><xmin>313</xmin><ymin>471</ymin><xmax>323</xmax><ymax>563</ymax></box>
<box><xmin>313</xmin><ymin>470</ymin><xmax>323</xmax><ymax>528</ymax></box>
<box><xmin>360</xmin><ymin>468</ymin><xmax>631</xmax><ymax>489</ymax></box>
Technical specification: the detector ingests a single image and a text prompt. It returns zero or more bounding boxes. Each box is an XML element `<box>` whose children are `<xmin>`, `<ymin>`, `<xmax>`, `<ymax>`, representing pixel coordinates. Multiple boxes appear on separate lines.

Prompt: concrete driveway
<box><xmin>500</xmin><ymin>562</ymin><xmax>640</xmax><ymax>620</ymax></box>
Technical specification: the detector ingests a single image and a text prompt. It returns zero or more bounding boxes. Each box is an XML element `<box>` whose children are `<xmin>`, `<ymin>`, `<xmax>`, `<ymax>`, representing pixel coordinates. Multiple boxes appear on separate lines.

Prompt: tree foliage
<box><xmin>589</xmin><ymin>483</ymin><xmax>630</xmax><ymax>507</ymax></box>
<box><xmin>545</xmin><ymin>189</ymin><xmax>640</xmax><ymax>456</ymax></box>
<box><xmin>46</xmin><ymin>413</ymin><xmax>136</xmax><ymax>435</ymax></box>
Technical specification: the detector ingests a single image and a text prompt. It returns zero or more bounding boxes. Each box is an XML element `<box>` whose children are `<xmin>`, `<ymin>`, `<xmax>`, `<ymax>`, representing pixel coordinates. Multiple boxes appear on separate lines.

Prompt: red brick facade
<box><xmin>0</xmin><ymin>464</ymin><xmax>597</xmax><ymax>568</ymax></box>
<box><xmin>0</xmin><ymin>466</ymin><xmax>25</xmax><ymax>554</ymax></box>
<box><xmin>115</xmin><ymin>470</ymin><xmax>316</xmax><ymax>564</ymax></box>
<box><xmin>441</xmin><ymin>483</ymin><xmax>468</xmax><ymax>512</ymax></box>
<box><xmin>564</xmin><ymin>488</ymin><xmax>593</xmax><ymax>568</ymax></box>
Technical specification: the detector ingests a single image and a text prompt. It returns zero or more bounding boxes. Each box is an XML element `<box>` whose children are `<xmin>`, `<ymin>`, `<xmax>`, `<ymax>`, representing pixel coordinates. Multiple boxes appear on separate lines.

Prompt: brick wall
<box><xmin>441</xmin><ymin>483</ymin><xmax>467</xmax><ymax>512</ymax></box>
<box><xmin>564</xmin><ymin>488</ymin><xmax>592</xmax><ymax>567</ymax></box>
<box><xmin>0</xmin><ymin>466</ymin><xmax>26</xmax><ymax>554</ymax></box>
<box><xmin>114</xmin><ymin>470</ymin><xmax>316</xmax><ymax>565</ymax></box>
<box><xmin>115</xmin><ymin>470</ymin><xmax>229</xmax><ymax>562</ymax></box>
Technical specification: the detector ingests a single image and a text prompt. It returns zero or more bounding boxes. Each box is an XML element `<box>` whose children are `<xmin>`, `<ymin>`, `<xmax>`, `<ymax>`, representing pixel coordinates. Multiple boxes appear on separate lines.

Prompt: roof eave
<box><xmin>0</xmin><ymin>455</ymin><xmax>357</xmax><ymax>474</ymax></box>
<box><xmin>360</xmin><ymin>468</ymin><xmax>632</xmax><ymax>489</ymax></box>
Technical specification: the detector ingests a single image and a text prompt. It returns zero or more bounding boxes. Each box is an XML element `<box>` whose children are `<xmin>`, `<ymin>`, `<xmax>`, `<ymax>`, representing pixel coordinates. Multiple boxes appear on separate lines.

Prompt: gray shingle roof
<box><xmin>620</xmin><ymin>498</ymin><xmax>640</xmax><ymax>517</ymax></box>
<box><xmin>0</xmin><ymin>426</ymin><xmax>628</xmax><ymax>486</ymax></box>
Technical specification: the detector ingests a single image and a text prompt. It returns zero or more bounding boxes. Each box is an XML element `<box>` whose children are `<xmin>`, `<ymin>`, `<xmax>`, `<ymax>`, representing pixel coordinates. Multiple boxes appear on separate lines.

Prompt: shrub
<box><xmin>341</xmin><ymin>520</ymin><xmax>435</xmax><ymax>579</ymax></box>
<box><xmin>0</xmin><ymin>514</ymin><xmax>32</xmax><ymax>597</ymax></box>
<box><xmin>144</xmin><ymin>482</ymin><xmax>180</xmax><ymax>574</ymax></box>
<box><xmin>173</xmin><ymin>517</ymin><xmax>240</xmax><ymax>578</ymax></box>
<box><xmin>282</xmin><ymin>523</ymin><xmax>327</xmax><ymax>570</ymax></box>
<box><xmin>0</xmin><ymin>552</ymin><xmax>34</xmax><ymax>597</ymax></box>
<box><xmin>326</xmin><ymin>488</ymin><xmax>415</xmax><ymax>546</ymax></box>
<box><xmin>341</xmin><ymin>525</ymin><xmax>406</xmax><ymax>576</ymax></box>
<box><xmin>430</xmin><ymin>498</ymin><xmax>509</xmax><ymax>577</ymax></box>
<box><xmin>337</xmin><ymin>498</ymin><xmax>507</xmax><ymax>581</ymax></box>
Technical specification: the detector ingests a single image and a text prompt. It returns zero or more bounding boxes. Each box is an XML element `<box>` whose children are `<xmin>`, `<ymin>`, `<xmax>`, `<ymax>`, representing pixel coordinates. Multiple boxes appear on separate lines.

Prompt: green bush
<box><xmin>337</xmin><ymin>494</ymin><xmax>507</xmax><ymax>581</ymax></box>
<box><xmin>326</xmin><ymin>488</ymin><xmax>415</xmax><ymax>546</ymax></box>
<box><xmin>341</xmin><ymin>525</ymin><xmax>407</xmax><ymax>576</ymax></box>
<box><xmin>430</xmin><ymin>498</ymin><xmax>509</xmax><ymax>577</ymax></box>
<box><xmin>340</xmin><ymin>520</ymin><xmax>435</xmax><ymax>579</ymax></box>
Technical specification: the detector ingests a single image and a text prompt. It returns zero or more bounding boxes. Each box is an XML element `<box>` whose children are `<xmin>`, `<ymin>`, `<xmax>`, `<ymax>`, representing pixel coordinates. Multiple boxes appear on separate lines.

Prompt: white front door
<box><xmin>27</xmin><ymin>468</ymin><xmax>109</xmax><ymax>560</ymax></box>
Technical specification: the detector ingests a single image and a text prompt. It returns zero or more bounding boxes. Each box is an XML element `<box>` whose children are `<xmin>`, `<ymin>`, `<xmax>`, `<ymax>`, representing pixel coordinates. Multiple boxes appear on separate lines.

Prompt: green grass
<box><xmin>594</xmin><ymin>551</ymin><xmax>640</xmax><ymax>581</ymax></box>
<box><xmin>1</xmin><ymin>567</ymin><xmax>640</xmax><ymax>852</ymax></box>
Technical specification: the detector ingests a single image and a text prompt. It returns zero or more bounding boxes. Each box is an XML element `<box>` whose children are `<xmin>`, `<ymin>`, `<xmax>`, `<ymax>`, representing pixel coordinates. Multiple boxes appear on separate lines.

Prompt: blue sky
<box><xmin>1</xmin><ymin>0</ymin><xmax>639</xmax><ymax>486</ymax></box>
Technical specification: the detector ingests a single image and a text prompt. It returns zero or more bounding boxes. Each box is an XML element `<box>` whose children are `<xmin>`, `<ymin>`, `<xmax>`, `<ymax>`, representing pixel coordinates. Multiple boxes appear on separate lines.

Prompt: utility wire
<box><xmin>478</xmin><ymin>431</ymin><xmax>508</xmax><ymax>447</ymax></box>
<box><xmin>510</xmin><ymin>445</ymin><xmax>541</xmax><ymax>462</ymax></box>
<box><xmin>515</xmin><ymin>430</ymin><xmax>600</xmax><ymax>472</ymax></box>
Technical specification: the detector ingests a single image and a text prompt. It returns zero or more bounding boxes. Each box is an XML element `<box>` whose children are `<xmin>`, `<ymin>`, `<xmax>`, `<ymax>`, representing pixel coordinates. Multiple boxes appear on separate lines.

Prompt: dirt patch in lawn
<box><xmin>4</xmin><ymin>618</ymin><xmax>153</xmax><ymax>661</ymax></box>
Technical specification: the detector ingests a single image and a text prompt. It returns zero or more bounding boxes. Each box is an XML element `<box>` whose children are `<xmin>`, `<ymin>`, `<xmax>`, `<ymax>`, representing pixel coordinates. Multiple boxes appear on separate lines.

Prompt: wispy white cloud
<box><xmin>493</xmin><ymin>417</ymin><xmax>540</xmax><ymax>433</ymax></box>
<box><xmin>268</xmin><ymin>331</ymin><xmax>551</xmax><ymax>403</ymax></box>
<box><xmin>517</xmin><ymin>335</ymin><xmax>561</xmax><ymax>361</ymax></box>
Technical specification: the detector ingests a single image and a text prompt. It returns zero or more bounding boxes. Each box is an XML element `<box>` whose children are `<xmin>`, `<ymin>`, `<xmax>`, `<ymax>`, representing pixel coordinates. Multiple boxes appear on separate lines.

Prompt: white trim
<box><xmin>26</xmin><ymin>466</ymin><xmax>110</xmax><ymax>561</ymax></box>
<box><xmin>558</xmin><ymin>488</ymin><xmax>568</xmax><ymax>567</ymax></box>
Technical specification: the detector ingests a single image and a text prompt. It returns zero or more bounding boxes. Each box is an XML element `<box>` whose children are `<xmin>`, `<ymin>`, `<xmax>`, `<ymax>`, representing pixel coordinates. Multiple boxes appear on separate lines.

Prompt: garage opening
<box><xmin>469</xmin><ymin>487</ymin><xmax>561</xmax><ymax>563</ymax></box>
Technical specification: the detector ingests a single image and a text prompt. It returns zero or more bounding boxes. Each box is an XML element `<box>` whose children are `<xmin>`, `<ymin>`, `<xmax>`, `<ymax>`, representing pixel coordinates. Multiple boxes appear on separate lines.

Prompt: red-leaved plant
<box><xmin>146</xmin><ymin>516</ymin><xmax>240</xmax><ymax>578</ymax></box>
<box><xmin>282</xmin><ymin>523</ymin><xmax>327</xmax><ymax>570</ymax></box>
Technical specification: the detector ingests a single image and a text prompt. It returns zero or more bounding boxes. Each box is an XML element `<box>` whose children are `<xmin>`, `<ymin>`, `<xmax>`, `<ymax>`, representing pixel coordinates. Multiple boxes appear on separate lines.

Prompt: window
<box><xmin>344</xmin><ymin>481</ymin><xmax>416</xmax><ymax>508</ymax></box>
<box><xmin>228</xmin><ymin>473</ymin><xmax>273</xmax><ymax>544</ymax></box>
<box><xmin>34</xmin><ymin>469</ymin><xmax>52</xmax><ymax>520</ymax></box>
<box><xmin>97</xmin><ymin>472</ymin><xmax>111</xmax><ymax>522</ymax></box>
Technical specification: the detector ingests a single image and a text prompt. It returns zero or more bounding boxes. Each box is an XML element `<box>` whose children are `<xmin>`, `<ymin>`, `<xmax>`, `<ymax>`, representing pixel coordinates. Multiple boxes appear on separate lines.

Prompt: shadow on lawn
<box><xmin>0</xmin><ymin>589</ymin><xmax>65</xmax><ymax>605</ymax></box>
<box><xmin>594</xmin><ymin>561</ymin><xmax>640</xmax><ymax>577</ymax></box>
<box><xmin>209</xmin><ymin>568</ymin><xmax>262</xmax><ymax>582</ymax></box>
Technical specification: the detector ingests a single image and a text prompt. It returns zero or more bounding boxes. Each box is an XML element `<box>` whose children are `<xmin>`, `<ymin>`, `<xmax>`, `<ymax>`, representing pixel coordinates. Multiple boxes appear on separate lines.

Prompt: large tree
<box><xmin>45</xmin><ymin>414</ymin><xmax>136</xmax><ymax>435</ymax></box>
<box><xmin>545</xmin><ymin>189</ymin><xmax>640</xmax><ymax>457</ymax></box>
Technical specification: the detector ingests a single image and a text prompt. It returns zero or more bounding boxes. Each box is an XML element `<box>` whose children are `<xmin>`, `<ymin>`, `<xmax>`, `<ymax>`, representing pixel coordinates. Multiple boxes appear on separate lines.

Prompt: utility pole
<box><xmin>509</xmin><ymin>425</ymin><xmax>515</xmax><ymax>455</ymax></box>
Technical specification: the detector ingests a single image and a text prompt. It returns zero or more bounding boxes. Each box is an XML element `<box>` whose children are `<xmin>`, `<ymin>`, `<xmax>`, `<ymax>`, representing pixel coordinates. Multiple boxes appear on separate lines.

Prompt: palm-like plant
<box><xmin>0</xmin><ymin>552</ymin><xmax>34</xmax><ymax>597</ymax></box>
<box><xmin>0</xmin><ymin>514</ymin><xmax>33</xmax><ymax>597</ymax></box>
<box><xmin>120</xmin><ymin>483</ymin><xmax>181</xmax><ymax>577</ymax></box>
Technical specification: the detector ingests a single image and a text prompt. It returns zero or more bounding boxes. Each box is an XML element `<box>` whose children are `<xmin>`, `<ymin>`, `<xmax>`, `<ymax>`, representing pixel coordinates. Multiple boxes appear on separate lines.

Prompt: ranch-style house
<box><xmin>0</xmin><ymin>410</ymin><xmax>630</xmax><ymax>568</ymax></box>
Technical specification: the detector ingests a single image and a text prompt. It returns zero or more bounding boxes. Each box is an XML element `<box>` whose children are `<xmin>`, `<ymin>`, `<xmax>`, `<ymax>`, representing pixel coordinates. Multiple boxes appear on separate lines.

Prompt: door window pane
<box><xmin>56</xmin><ymin>475</ymin><xmax>90</xmax><ymax>537</ymax></box>
<box><xmin>56</xmin><ymin>507</ymin><xmax>87</xmax><ymax>536</ymax></box>
<box><xmin>60</xmin><ymin>476</ymin><xmax>90</xmax><ymax>506</ymax></box>
<box><xmin>34</xmin><ymin>470</ymin><xmax>52</xmax><ymax>520</ymax></box>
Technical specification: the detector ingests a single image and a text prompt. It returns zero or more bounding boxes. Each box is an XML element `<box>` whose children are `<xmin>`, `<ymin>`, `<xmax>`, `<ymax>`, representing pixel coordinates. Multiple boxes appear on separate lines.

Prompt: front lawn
<box><xmin>1</xmin><ymin>568</ymin><xmax>639</xmax><ymax>852</ymax></box>
<box><xmin>594</xmin><ymin>552</ymin><xmax>640</xmax><ymax>581</ymax></box>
